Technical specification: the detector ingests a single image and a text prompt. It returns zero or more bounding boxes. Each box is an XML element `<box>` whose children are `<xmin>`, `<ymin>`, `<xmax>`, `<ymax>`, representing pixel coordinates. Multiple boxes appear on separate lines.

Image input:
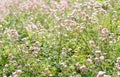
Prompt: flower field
<box><xmin>0</xmin><ymin>0</ymin><xmax>120</xmax><ymax>77</ymax></box>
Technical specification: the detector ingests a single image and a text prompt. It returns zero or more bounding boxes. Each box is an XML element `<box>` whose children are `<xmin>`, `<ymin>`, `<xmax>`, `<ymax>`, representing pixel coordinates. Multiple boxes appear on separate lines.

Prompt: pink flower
<box><xmin>26</xmin><ymin>23</ymin><xmax>38</xmax><ymax>31</ymax></box>
<box><xmin>11</xmin><ymin>29</ymin><xmax>19</xmax><ymax>39</ymax></box>
<box><xmin>80</xmin><ymin>65</ymin><xmax>87</xmax><ymax>72</ymax></box>
<box><xmin>64</xmin><ymin>20</ymin><xmax>77</xmax><ymax>26</ymax></box>
<box><xmin>0</xmin><ymin>5</ymin><xmax>3</xmax><ymax>12</ymax></box>
<box><xmin>60</xmin><ymin>0</ymin><xmax>68</xmax><ymax>9</ymax></box>
<box><xmin>81</xmin><ymin>11</ymin><xmax>87</xmax><ymax>17</ymax></box>
<box><xmin>102</xmin><ymin>28</ymin><xmax>109</xmax><ymax>36</ymax></box>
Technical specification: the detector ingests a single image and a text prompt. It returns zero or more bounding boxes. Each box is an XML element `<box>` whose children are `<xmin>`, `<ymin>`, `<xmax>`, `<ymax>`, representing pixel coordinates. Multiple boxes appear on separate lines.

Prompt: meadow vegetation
<box><xmin>0</xmin><ymin>0</ymin><xmax>120</xmax><ymax>77</ymax></box>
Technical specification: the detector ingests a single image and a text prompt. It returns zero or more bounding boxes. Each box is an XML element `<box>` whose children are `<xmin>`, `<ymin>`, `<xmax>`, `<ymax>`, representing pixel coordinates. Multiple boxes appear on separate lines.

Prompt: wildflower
<box><xmin>60</xmin><ymin>0</ymin><xmax>68</xmax><ymax>9</ymax></box>
<box><xmin>81</xmin><ymin>11</ymin><xmax>87</xmax><ymax>17</ymax></box>
<box><xmin>76</xmin><ymin>62</ymin><xmax>80</xmax><ymax>67</ymax></box>
<box><xmin>35</xmin><ymin>41</ymin><xmax>40</xmax><ymax>47</ymax></box>
<box><xmin>95</xmin><ymin>50</ymin><xmax>101</xmax><ymax>54</ymax></box>
<box><xmin>95</xmin><ymin>57</ymin><xmax>100</xmax><ymax>64</ymax></box>
<box><xmin>71</xmin><ymin>9</ymin><xmax>78</xmax><ymax>16</ymax></box>
<box><xmin>103</xmin><ymin>53</ymin><xmax>107</xmax><ymax>56</ymax></box>
<box><xmin>4</xmin><ymin>29</ymin><xmax>19</xmax><ymax>41</ymax></box>
<box><xmin>109</xmin><ymin>33</ymin><xmax>114</xmax><ymax>39</ymax></box>
<box><xmin>12</xmin><ymin>72</ymin><xmax>18</xmax><ymax>77</ymax></box>
<box><xmin>42</xmin><ymin>68</ymin><xmax>53</xmax><ymax>76</ymax></box>
<box><xmin>33</xmin><ymin>47</ymin><xmax>40</xmax><ymax>51</ymax></box>
<box><xmin>9</xmin><ymin>53</ymin><xmax>14</xmax><ymax>60</ymax></box>
<box><xmin>61</xmin><ymin>51</ymin><xmax>67</xmax><ymax>57</ymax></box>
<box><xmin>79</xmin><ymin>26</ymin><xmax>86</xmax><ymax>32</ymax></box>
<box><xmin>102</xmin><ymin>28</ymin><xmax>109</xmax><ymax>36</ymax></box>
<box><xmin>109</xmin><ymin>41</ymin><xmax>113</xmax><ymax>44</ymax></box>
<box><xmin>26</xmin><ymin>23</ymin><xmax>38</xmax><ymax>31</ymax></box>
<box><xmin>4</xmin><ymin>64</ymin><xmax>8</xmax><ymax>68</ymax></box>
<box><xmin>99</xmin><ymin>56</ymin><xmax>105</xmax><ymax>61</ymax></box>
<box><xmin>80</xmin><ymin>65</ymin><xmax>87</xmax><ymax>73</ymax></box>
<box><xmin>61</xmin><ymin>62</ymin><xmax>67</xmax><ymax>68</ymax></box>
<box><xmin>86</xmin><ymin>58</ymin><xmax>92</xmax><ymax>64</ymax></box>
<box><xmin>64</xmin><ymin>19</ymin><xmax>77</xmax><ymax>26</ymax></box>
<box><xmin>12</xmin><ymin>70</ymin><xmax>22</xmax><ymax>77</ymax></box>
<box><xmin>89</xmin><ymin>40</ymin><xmax>96</xmax><ymax>47</ymax></box>
<box><xmin>96</xmin><ymin>71</ymin><xmax>105</xmax><ymax>77</ymax></box>
<box><xmin>117</xmin><ymin>57</ymin><xmax>120</xmax><ymax>64</ymax></box>
<box><xmin>116</xmin><ymin>63</ymin><xmax>120</xmax><ymax>70</ymax></box>
<box><xmin>16</xmin><ymin>70</ymin><xmax>22</xmax><ymax>74</ymax></box>
<box><xmin>103</xmin><ymin>75</ymin><xmax>111</xmax><ymax>77</ymax></box>
<box><xmin>11</xmin><ymin>29</ymin><xmax>19</xmax><ymax>39</ymax></box>
<box><xmin>33</xmin><ymin>51</ymin><xmax>38</xmax><ymax>57</ymax></box>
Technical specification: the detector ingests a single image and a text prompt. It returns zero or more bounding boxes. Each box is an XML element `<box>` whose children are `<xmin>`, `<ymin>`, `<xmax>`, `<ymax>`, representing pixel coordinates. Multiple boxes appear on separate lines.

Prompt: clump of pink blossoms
<box><xmin>60</xmin><ymin>0</ymin><xmax>68</xmax><ymax>9</ymax></box>
<box><xmin>80</xmin><ymin>65</ymin><xmax>87</xmax><ymax>73</ymax></box>
<box><xmin>101</xmin><ymin>28</ymin><xmax>109</xmax><ymax>36</ymax></box>
<box><xmin>4</xmin><ymin>29</ymin><xmax>19</xmax><ymax>41</ymax></box>
<box><xmin>26</xmin><ymin>23</ymin><xmax>38</xmax><ymax>31</ymax></box>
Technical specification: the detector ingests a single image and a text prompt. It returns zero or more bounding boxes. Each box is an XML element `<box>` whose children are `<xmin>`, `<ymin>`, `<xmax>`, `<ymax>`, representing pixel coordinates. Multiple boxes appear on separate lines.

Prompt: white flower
<box><xmin>95</xmin><ymin>50</ymin><xmax>101</xmax><ymax>54</ymax></box>
<box><xmin>96</xmin><ymin>71</ymin><xmax>105</xmax><ymax>77</ymax></box>
<box><xmin>103</xmin><ymin>75</ymin><xmax>111</xmax><ymax>77</ymax></box>
<box><xmin>99</xmin><ymin>56</ymin><xmax>105</xmax><ymax>61</ymax></box>
<box><xmin>86</xmin><ymin>58</ymin><xmax>92</xmax><ymax>64</ymax></box>
<box><xmin>16</xmin><ymin>70</ymin><xmax>22</xmax><ymax>74</ymax></box>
